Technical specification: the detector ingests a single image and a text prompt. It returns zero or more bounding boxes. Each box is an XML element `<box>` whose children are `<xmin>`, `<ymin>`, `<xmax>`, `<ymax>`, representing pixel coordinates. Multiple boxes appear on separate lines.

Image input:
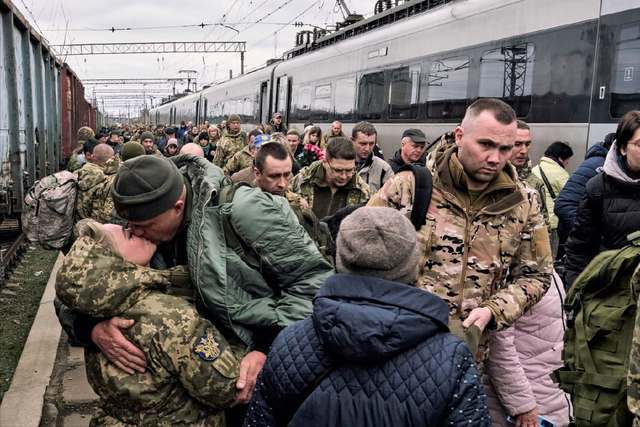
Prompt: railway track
<box><xmin>0</xmin><ymin>219</ymin><xmax>27</xmax><ymax>289</ymax></box>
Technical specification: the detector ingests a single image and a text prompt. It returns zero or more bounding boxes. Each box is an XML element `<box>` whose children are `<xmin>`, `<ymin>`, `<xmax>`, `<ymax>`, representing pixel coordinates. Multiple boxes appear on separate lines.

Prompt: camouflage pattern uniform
<box><xmin>367</xmin><ymin>133</ymin><xmax>552</xmax><ymax>369</ymax></box>
<box><xmin>213</xmin><ymin>130</ymin><xmax>248</xmax><ymax>170</ymax></box>
<box><xmin>56</xmin><ymin>237</ymin><xmax>243</xmax><ymax>427</ymax></box>
<box><xmin>223</xmin><ymin>145</ymin><xmax>253</xmax><ymax>177</ymax></box>
<box><xmin>75</xmin><ymin>156</ymin><xmax>121</xmax><ymax>224</ymax></box>
<box><xmin>68</xmin><ymin>126</ymin><xmax>96</xmax><ymax>172</ymax></box>
<box><xmin>289</xmin><ymin>160</ymin><xmax>373</xmax><ymax>218</ymax></box>
<box><xmin>320</xmin><ymin>131</ymin><xmax>345</xmax><ymax>151</ymax></box>
<box><xmin>628</xmin><ymin>261</ymin><xmax>640</xmax><ymax>426</ymax></box>
<box><xmin>516</xmin><ymin>157</ymin><xmax>551</xmax><ymax>231</ymax></box>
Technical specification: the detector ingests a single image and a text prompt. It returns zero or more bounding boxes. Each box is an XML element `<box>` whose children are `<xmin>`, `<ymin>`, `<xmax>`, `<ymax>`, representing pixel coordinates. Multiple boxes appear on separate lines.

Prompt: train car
<box><xmin>149</xmin><ymin>0</ymin><xmax>640</xmax><ymax>171</ymax></box>
<box><xmin>0</xmin><ymin>0</ymin><xmax>97</xmax><ymax>219</ymax></box>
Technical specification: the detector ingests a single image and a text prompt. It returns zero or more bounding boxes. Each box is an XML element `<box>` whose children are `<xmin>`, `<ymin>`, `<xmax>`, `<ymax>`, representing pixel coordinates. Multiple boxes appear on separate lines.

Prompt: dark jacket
<box><xmin>243</xmin><ymin>274</ymin><xmax>491</xmax><ymax>427</ymax></box>
<box><xmin>387</xmin><ymin>148</ymin><xmax>427</xmax><ymax>173</ymax></box>
<box><xmin>554</xmin><ymin>133</ymin><xmax>614</xmax><ymax>234</ymax></box>
<box><xmin>563</xmin><ymin>163</ymin><xmax>640</xmax><ymax>288</ymax></box>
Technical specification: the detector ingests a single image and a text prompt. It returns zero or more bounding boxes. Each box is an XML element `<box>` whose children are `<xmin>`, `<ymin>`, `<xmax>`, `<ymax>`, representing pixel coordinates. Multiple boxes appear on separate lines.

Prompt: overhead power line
<box><xmin>83</xmin><ymin>78</ymin><xmax>184</xmax><ymax>85</ymax></box>
<box><xmin>44</xmin><ymin>21</ymin><xmax>319</xmax><ymax>32</ymax></box>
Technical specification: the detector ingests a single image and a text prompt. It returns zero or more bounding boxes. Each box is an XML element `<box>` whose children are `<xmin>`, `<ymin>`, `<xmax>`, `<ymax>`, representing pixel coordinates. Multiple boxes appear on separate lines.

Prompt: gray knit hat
<box><xmin>228</xmin><ymin>114</ymin><xmax>242</xmax><ymax>124</ymax></box>
<box><xmin>111</xmin><ymin>156</ymin><xmax>184</xmax><ymax>222</ymax></box>
<box><xmin>140</xmin><ymin>131</ymin><xmax>155</xmax><ymax>142</ymax></box>
<box><xmin>336</xmin><ymin>207</ymin><xmax>420</xmax><ymax>284</ymax></box>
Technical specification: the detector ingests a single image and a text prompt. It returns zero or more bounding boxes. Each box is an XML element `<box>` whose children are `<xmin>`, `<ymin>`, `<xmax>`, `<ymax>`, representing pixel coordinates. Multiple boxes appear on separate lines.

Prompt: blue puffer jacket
<box><xmin>243</xmin><ymin>274</ymin><xmax>491</xmax><ymax>427</ymax></box>
<box><xmin>554</xmin><ymin>133</ymin><xmax>614</xmax><ymax>233</ymax></box>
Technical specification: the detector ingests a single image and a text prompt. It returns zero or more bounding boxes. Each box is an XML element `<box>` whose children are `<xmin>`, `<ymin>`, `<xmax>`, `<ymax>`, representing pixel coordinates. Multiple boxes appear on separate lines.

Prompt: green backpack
<box><xmin>552</xmin><ymin>231</ymin><xmax>640</xmax><ymax>427</ymax></box>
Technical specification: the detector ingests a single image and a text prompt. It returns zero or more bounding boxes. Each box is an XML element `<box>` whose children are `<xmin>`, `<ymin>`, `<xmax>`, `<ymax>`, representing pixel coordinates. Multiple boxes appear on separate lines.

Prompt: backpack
<box><xmin>551</xmin><ymin>231</ymin><xmax>640</xmax><ymax>427</ymax></box>
<box><xmin>216</xmin><ymin>182</ymin><xmax>335</xmax><ymax>267</ymax></box>
<box><xmin>321</xmin><ymin>163</ymin><xmax>434</xmax><ymax>248</ymax></box>
<box><xmin>22</xmin><ymin>171</ymin><xmax>78</xmax><ymax>250</ymax></box>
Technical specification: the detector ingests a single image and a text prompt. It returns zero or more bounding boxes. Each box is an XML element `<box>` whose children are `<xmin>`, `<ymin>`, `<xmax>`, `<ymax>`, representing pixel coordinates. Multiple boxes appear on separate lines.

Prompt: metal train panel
<box><xmin>0</xmin><ymin>0</ymin><xmax>86</xmax><ymax>218</ymax></box>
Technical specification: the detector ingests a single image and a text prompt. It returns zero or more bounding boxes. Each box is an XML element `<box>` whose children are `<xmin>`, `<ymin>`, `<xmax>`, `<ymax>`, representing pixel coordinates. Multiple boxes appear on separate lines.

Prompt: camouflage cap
<box><xmin>77</xmin><ymin>126</ymin><xmax>95</xmax><ymax>142</ymax></box>
<box><xmin>111</xmin><ymin>155</ymin><xmax>184</xmax><ymax>222</ymax></box>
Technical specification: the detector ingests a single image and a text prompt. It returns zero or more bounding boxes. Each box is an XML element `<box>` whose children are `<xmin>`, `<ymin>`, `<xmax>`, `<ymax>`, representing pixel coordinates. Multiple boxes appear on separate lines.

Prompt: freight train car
<box><xmin>150</xmin><ymin>0</ymin><xmax>640</xmax><ymax>172</ymax></box>
<box><xmin>0</xmin><ymin>0</ymin><xmax>97</xmax><ymax>219</ymax></box>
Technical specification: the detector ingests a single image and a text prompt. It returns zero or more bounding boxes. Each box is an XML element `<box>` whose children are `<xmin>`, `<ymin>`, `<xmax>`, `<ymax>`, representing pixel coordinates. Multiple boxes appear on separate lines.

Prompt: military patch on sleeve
<box><xmin>194</xmin><ymin>333</ymin><xmax>222</xmax><ymax>361</ymax></box>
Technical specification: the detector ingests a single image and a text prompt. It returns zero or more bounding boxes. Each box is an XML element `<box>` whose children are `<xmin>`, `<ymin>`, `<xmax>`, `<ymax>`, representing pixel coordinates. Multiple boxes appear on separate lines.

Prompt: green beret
<box><xmin>111</xmin><ymin>156</ymin><xmax>184</xmax><ymax>222</ymax></box>
<box><xmin>121</xmin><ymin>141</ymin><xmax>146</xmax><ymax>161</ymax></box>
<box><xmin>140</xmin><ymin>132</ymin><xmax>155</xmax><ymax>142</ymax></box>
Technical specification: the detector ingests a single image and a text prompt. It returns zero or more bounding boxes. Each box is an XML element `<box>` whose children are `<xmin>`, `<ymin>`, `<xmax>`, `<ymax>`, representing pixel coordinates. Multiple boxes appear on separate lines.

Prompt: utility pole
<box><xmin>179</xmin><ymin>70</ymin><xmax>197</xmax><ymax>92</ymax></box>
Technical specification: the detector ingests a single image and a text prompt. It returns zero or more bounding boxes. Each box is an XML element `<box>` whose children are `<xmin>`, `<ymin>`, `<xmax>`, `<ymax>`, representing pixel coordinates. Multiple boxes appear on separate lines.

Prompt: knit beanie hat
<box><xmin>140</xmin><ymin>132</ymin><xmax>155</xmax><ymax>142</ymax></box>
<box><xmin>336</xmin><ymin>207</ymin><xmax>420</xmax><ymax>284</ymax></box>
<box><xmin>111</xmin><ymin>156</ymin><xmax>184</xmax><ymax>222</ymax></box>
<box><xmin>121</xmin><ymin>141</ymin><xmax>146</xmax><ymax>161</ymax></box>
<box><xmin>228</xmin><ymin>114</ymin><xmax>242</xmax><ymax>124</ymax></box>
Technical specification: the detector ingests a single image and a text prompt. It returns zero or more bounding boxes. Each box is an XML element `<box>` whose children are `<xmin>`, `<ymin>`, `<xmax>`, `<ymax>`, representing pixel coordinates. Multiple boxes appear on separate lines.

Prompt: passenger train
<box><xmin>149</xmin><ymin>0</ymin><xmax>640</xmax><ymax>168</ymax></box>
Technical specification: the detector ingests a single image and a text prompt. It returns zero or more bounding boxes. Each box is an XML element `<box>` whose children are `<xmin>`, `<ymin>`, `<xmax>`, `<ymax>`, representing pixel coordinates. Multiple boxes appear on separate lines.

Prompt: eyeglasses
<box><xmin>327</xmin><ymin>162</ymin><xmax>355</xmax><ymax>177</ymax></box>
<box><xmin>628</xmin><ymin>140</ymin><xmax>640</xmax><ymax>150</ymax></box>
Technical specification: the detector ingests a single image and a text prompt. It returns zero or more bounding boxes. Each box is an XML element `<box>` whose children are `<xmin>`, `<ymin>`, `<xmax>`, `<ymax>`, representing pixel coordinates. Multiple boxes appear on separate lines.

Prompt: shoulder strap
<box><xmin>537</xmin><ymin>165</ymin><xmax>556</xmax><ymax>199</ymax></box>
<box><xmin>216</xmin><ymin>182</ymin><xmax>260</xmax><ymax>270</ymax></box>
<box><xmin>397</xmin><ymin>164</ymin><xmax>433</xmax><ymax>231</ymax></box>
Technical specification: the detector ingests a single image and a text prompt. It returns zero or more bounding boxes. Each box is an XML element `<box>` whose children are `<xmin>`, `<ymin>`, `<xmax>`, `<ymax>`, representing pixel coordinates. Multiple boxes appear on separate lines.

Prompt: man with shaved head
<box><xmin>369</xmin><ymin>98</ymin><xmax>552</xmax><ymax>374</ymax></box>
<box><xmin>180</xmin><ymin>142</ymin><xmax>205</xmax><ymax>158</ymax></box>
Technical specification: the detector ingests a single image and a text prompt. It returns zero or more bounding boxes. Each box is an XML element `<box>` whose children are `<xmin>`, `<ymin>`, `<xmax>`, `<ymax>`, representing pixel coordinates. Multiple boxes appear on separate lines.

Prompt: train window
<box><xmin>228</xmin><ymin>99</ymin><xmax>237</xmax><ymax>116</ymax></box>
<box><xmin>389</xmin><ymin>65</ymin><xmax>420</xmax><ymax>120</ymax></box>
<box><xmin>479</xmin><ymin>43</ymin><xmax>535</xmax><ymax>118</ymax></box>
<box><xmin>610</xmin><ymin>21</ymin><xmax>640</xmax><ymax>118</ymax></box>
<box><xmin>296</xmin><ymin>85</ymin><xmax>312</xmax><ymax>121</ymax></box>
<box><xmin>358</xmin><ymin>71</ymin><xmax>385</xmax><ymax>120</ymax></box>
<box><xmin>243</xmin><ymin>97</ymin><xmax>254</xmax><ymax>120</ymax></box>
<box><xmin>426</xmin><ymin>56</ymin><xmax>469</xmax><ymax>119</ymax></box>
<box><xmin>335</xmin><ymin>77</ymin><xmax>356</xmax><ymax>120</ymax></box>
<box><xmin>313</xmin><ymin>84</ymin><xmax>332</xmax><ymax>121</ymax></box>
<box><xmin>237</xmin><ymin>99</ymin><xmax>244</xmax><ymax>119</ymax></box>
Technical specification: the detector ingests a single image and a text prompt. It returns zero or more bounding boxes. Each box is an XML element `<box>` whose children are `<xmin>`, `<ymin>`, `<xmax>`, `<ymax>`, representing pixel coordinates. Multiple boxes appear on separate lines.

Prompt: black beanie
<box><xmin>111</xmin><ymin>156</ymin><xmax>184</xmax><ymax>222</ymax></box>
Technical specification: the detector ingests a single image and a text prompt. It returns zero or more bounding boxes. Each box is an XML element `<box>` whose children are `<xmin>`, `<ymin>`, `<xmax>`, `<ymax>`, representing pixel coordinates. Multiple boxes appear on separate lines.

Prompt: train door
<box><xmin>275</xmin><ymin>75</ymin><xmax>291</xmax><ymax>125</ymax></box>
<box><xmin>203</xmin><ymin>99</ymin><xmax>208</xmax><ymax>124</ymax></box>
<box><xmin>195</xmin><ymin>100</ymin><xmax>200</xmax><ymax>126</ymax></box>
<box><xmin>259</xmin><ymin>81</ymin><xmax>269</xmax><ymax>125</ymax></box>
<box><xmin>155</xmin><ymin>111</ymin><xmax>159</xmax><ymax>124</ymax></box>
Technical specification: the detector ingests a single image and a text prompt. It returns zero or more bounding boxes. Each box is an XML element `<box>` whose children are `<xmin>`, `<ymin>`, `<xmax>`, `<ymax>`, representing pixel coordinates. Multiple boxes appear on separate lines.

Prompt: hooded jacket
<box><xmin>368</xmin><ymin>134</ymin><xmax>552</xmax><ymax>367</ymax></box>
<box><xmin>56</xmin><ymin>237</ymin><xmax>241</xmax><ymax>427</ymax></box>
<box><xmin>243</xmin><ymin>274</ymin><xmax>491</xmax><ymax>427</ymax></box>
<box><xmin>554</xmin><ymin>134</ymin><xmax>614</xmax><ymax>233</ymax></box>
<box><xmin>563</xmin><ymin>142</ymin><xmax>640</xmax><ymax>288</ymax></box>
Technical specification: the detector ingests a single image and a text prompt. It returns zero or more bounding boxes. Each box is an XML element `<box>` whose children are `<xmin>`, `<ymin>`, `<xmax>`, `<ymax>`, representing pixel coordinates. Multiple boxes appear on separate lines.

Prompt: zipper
<box><xmin>195</xmin><ymin>188</ymin><xmax>216</xmax><ymax>309</ymax></box>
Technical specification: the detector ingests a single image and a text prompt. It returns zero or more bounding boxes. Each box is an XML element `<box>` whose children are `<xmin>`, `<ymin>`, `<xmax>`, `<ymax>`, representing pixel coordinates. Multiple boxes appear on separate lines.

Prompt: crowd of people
<box><xmin>51</xmin><ymin>102</ymin><xmax>640</xmax><ymax>427</ymax></box>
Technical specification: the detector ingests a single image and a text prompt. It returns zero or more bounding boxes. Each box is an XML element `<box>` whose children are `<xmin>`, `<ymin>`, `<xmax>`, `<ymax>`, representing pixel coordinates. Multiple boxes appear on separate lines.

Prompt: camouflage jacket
<box><xmin>320</xmin><ymin>131</ymin><xmax>345</xmax><ymax>151</ymax></box>
<box><xmin>224</xmin><ymin>145</ymin><xmax>253</xmax><ymax>177</ymax></box>
<box><xmin>629</xmin><ymin>261</ymin><xmax>640</xmax><ymax>425</ymax></box>
<box><xmin>67</xmin><ymin>142</ymin><xmax>85</xmax><ymax>173</ymax></box>
<box><xmin>75</xmin><ymin>158</ymin><xmax>120</xmax><ymax>224</ymax></box>
<box><xmin>289</xmin><ymin>160</ymin><xmax>373</xmax><ymax>218</ymax></box>
<box><xmin>368</xmin><ymin>135</ymin><xmax>552</xmax><ymax>366</ymax></box>
<box><xmin>212</xmin><ymin>130</ymin><xmax>248</xmax><ymax>169</ymax></box>
<box><xmin>517</xmin><ymin>158</ymin><xmax>551</xmax><ymax>231</ymax></box>
<box><xmin>56</xmin><ymin>237</ymin><xmax>242</xmax><ymax>427</ymax></box>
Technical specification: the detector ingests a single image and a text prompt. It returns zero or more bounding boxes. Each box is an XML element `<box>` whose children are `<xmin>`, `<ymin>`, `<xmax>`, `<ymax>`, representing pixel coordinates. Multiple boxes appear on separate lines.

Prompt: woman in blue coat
<box><xmin>243</xmin><ymin>207</ymin><xmax>491</xmax><ymax>427</ymax></box>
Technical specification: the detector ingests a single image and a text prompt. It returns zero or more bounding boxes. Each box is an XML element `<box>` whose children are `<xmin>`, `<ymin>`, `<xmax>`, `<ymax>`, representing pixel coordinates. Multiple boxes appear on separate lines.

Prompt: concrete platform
<box><xmin>0</xmin><ymin>252</ymin><xmax>64</xmax><ymax>427</ymax></box>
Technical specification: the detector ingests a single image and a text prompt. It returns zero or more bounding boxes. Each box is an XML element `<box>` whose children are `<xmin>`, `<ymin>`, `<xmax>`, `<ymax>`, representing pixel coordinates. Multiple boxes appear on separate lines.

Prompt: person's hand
<box><xmin>91</xmin><ymin>317</ymin><xmax>147</xmax><ymax>374</ymax></box>
<box><xmin>515</xmin><ymin>406</ymin><xmax>539</xmax><ymax>427</ymax></box>
<box><xmin>462</xmin><ymin>307</ymin><xmax>493</xmax><ymax>333</ymax></box>
<box><xmin>231</xmin><ymin>351</ymin><xmax>267</xmax><ymax>407</ymax></box>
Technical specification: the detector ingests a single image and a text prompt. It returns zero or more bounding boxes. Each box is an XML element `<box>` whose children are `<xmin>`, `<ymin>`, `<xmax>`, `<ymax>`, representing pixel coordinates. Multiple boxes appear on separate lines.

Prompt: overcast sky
<box><xmin>14</xmin><ymin>0</ymin><xmax>377</xmax><ymax>115</ymax></box>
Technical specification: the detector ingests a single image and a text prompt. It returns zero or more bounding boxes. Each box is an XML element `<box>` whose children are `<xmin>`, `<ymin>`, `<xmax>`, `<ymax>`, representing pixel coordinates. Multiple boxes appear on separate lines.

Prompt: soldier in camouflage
<box><xmin>76</xmin><ymin>141</ymin><xmax>122</xmax><ymax>224</ymax></box>
<box><xmin>289</xmin><ymin>137</ymin><xmax>373</xmax><ymax>219</ymax></box>
<box><xmin>628</xmin><ymin>261</ymin><xmax>640</xmax><ymax>426</ymax></box>
<box><xmin>213</xmin><ymin>114</ymin><xmax>248</xmax><ymax>169</ymax></box>
<box><xmin>224</xmin><ymin>134</ymin><xmax>268</xmax><ymax>177</ymax></box>
<box><xmin>139</xmin><ymin>131</ymin><xmax>163</xmax><ymax>156</ymax></box>
<box><xmin>56</xmin><ymin>220</ymin><xmax>241</xmax><ymax>427</ymax></box>
<box><xmin>68</xmin><ymin>126</ymin><xmax>96</xmax><ymax>173</ymax></box>
<box><xmin>510</xmin><ymin>120</ymin><xmax>551</xmax><ymax>230</ymax></box>
<box><xmin>368</xmin><ymin>99</ymin><xmax>552</xmax><ymax>370</ymax></box>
